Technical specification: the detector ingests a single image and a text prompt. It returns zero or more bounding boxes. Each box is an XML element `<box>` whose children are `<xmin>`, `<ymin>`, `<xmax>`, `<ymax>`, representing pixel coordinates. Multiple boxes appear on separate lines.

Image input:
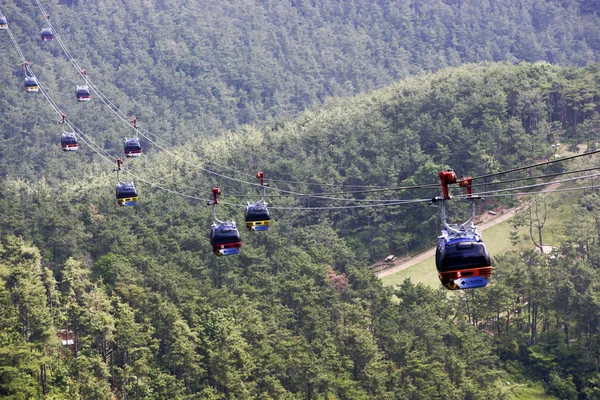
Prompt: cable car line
<box><xmin>8</xmin><ymin>27</ymin><xmax>134</xmax><ymax>173</ymax></box>
<box><xmin>97</xmin><ymin>115</ymin><xmax>420</xmax><ymax>202</ymax></box>
<box><xmin>29</xmin><ymin>0</ymin><xmax>439</xmax><ymax>191</ymax></box>
<box><xmin>3</xmin><ymin>53</ymin><xmax>250</xmax><ymax>207</ymax></box>
<box><xmin>469</xmin><ymin>165</ymin><xmax>600</xmax><ymax>188</ymax></box>
<box><xmin>255</xmin><ymin>176</ymin><xmax>396</xmax><ymax>189</ymax></box>
<box><xmin>33</xmin><ymin>15</ymin><xmax>277</xmax><ymax>195</ymax></box>
<box><xmin>6</xmin><ymin>29</ymin><xmax>258</xmax><ymax>208</ymax></box>
<box><xmin>453</xmin><ymin>172</ymin><xmax>600</xmax><ymax>199</ymax></box>
<box><xmin>65</xmin><ymin>112</ymin><xmax>600</xmax><ymax>209</ymax></box>
<box><xmin>27</xmin><ymin>70</ymin><xmax>600</xmax><ymax>211</ymax></box>
<box><xmin>469</xmin><ymin>149</ymin><xmax>600</xmax><ymax>182</ymax></box>
<box><xmin>31</xmin><ymin>1</ymin><xmax>271</xmax><ymax>182</ymax></box>
<box><xmin>8</xmin><ymin>10</ymin><xmax>600</xmax><ymax>216</ymax></box>
<box><xmin>7</xmin><ymin>37</ymin><xmax>600</xmax><ymax>213</ymax></box>
<box><xmin>72</xmin><ymin>125</ymin><xmax>600</xmax><ymax>209</ymax></box>
<box><xmin>60</xmin><ymin>115</ymin><xmax>600</xmax><ymax>210</ymax></box>
<box><xmin>30</xmin><ymin>1</ymin><xmax>600</xmax><ymax>202</ymax></box>
<box><xmin>222</xmin><ymin>164</ymin><xmax>600</xmax><ymax>200</ymax></box>
<box><xmin>469</xmin><ymin>184</ymin><xmax>600</xmax><ymax>200</ymax></box>
<box><xmin>7</xmin><ymin>4</ymin><xmax>600</xmax><ymax>280</ymax></box>
<box><xmin>6</xmin><ymin>27</ymin><xmax>26</xmax><ymax>61</ymax></box>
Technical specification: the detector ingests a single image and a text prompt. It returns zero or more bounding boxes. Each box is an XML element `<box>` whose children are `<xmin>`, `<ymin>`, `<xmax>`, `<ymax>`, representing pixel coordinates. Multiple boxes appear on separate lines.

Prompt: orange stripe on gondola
<box><xmin>438</xmin><ymin>266</ymin><xmax>493</xmax><ymax>281</ymax></box>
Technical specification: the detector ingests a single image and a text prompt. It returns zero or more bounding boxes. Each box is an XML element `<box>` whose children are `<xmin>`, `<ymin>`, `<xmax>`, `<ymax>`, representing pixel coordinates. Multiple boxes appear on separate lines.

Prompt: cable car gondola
<box><xmin>245</xmin><ymin>204</ymin><xmax>270</xmax><ymax>231</ymax></box>
<box><xmin>245</xmin><ymin>171</ymin><xmax>271</xmax><ymax>231</ymax></box>
<box><xmin>40</xmin><ymin>28</ymin><xmax>53</xmax><ymax>42</ymax></box>
<box><xmin>76</xmin><ymin>69</ymin><xmax>90</xmax><ymax>101</ymax></box>
<box><xmin>209</xmin><ymin>188</ymin><xmax>242</xmax><ymax>256</ymax></box>
<box><xmin>124</xmin><ymin>117</ymin><xmax>142</xmax><ymax>157</ymax></box>
<box><xmin>76</xmin><ymin>86</ymin><xmax>90</xmax><ymax>101</ymax></box>
<box><xmin>24</xmin><ymin>76</ymin><xmax>39</xmax><ymax>92</ymax></box>
<box><xmin>211</xmin><ymin>222</ymin><xmax>242</xmax><ymax>256</ymax></box>
<box><xmin>59</xmin><ymin>114</ymin><xmax>78</xmax><ymax>151</ymax></box>
<box><xmin>114</xmin><ymin>158</ymin><xmax>138</xmax><ymax>206</ymax></box>
<box><xmin>124</xmin><ymin>138</ymin><xmax>142</xmax><ymax>157</ymax></box>
<box><xmin>23</xmin><ymin>62</ymin><xmax>38</xmax><ymax>92</ymax></box>
<box><xmin>0</xmin><ymin>16</ymin><xmax>8</xmax><ymax>30</ymax></box>
<box><xmin>436</xmin><ymin>235</ymin><xmax>492</xmax><ymax>290</ymax></box>
<box><xmin>61</xmin><ymin>132</ymin><xmax>78</xmax><ymax>151</ymax></box>
<box><xmin>433</xmin><ymin>171</ymin><xmax>493</xmax><ymax>290</ymax></box>
<box><xmin>116</xmin><ymin>182</ymin><xmax>138</xmax><ymax>207</ymax></box>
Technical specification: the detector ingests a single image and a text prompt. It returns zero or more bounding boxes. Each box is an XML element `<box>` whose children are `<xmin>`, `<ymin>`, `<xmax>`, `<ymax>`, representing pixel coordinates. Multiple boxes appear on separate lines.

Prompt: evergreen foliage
<box><xmin>1</xmin><ymin>0</ymin><xmax>600</xmax><ymax>177</ymax></box>
<box><xmin>1</xmin><ymin>61</ymin><xmax>600</xmax><ymax>397</ymax></box>
<box><xmin>2</xmin><ymin>0</ymin><xmax>600</xmax><ymax>397</ymax></box>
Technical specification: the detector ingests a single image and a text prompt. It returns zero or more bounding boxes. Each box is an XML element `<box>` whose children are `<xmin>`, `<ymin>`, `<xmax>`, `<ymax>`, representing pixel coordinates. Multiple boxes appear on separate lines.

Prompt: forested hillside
<box><xmin>3</xmin><ymin>0</ymin><xmax>600</xmax><ymax>398</ymax></box>
<box><xmin>1</xmin><ymin>60</ymin><xmax>600</xmax><ymax>397</ymax></box>
<box><xmin>1</xmin><ymin>0</ymin><xmax>600</xmax><ymax>178</ymax></box>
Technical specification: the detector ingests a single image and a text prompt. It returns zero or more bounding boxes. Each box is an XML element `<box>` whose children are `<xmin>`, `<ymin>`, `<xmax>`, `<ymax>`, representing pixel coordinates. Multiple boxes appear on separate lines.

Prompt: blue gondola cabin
<box><xmin>116</xmin><ymin>182</ymin><xmax>138</xmax><ymax>207</ymax></box>
<box><xmin>210</xmin><ymin>222</ymin><xmax>242</xmax><ymax>256</ymax></box>
<box><xmin>245</xmin><ymin>203</ymin><xmax>271</xmax><ymax>231</ymax></box>
<box><xmin>40</xmin><ymin>28</ymin><xmax>53</xmax><ymax>42</ymax></box>
<box><xmin>124</xmin><ymin>138</ymin><xmax>142</xmax><ymax>157</ymax></box>
<box><xmin>76</xmin><ymin>85</ymin><xmax>90</xmax><ymax>101</ymax></box>
<box><xmin>61</xmin><ymin>132</ymin><xmax>79</xmax><ymax>151</ymax></box>
<box><xmin>435</xmin><ymin>236</ymin><xmax>492</xmax><ymax>290</ymax></box>
<box><xmin>24</xmin><ymin>76</ymin><xmax>39</xmax><ymax>92</ymax></box>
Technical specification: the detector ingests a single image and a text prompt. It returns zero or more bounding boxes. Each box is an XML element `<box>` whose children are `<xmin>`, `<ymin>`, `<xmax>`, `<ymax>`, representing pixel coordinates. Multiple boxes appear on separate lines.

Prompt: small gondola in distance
<box><xmin>124</xmin><ymin>138</ymin><xmax>142</xmax><ymax>157</ymax></box>
<box><xmin>61</xmin><ymin>132</ymin><xmax>79</xmax><ymax>151</ymax></box>
<box><xmin>210</xmin><ymin>222</ymin><xmax>242</xmax><ymax>256</ymax></box>
<box><xmin>24</xmin><ymin>76</ymin><xmax>39</xmax><ymax>92</ymax></box>
<box><xmin>116</xmin><ymin>182</ymin><xmax>138</xmax><ymax>207</ymax></box>
<box><xmin>0</xmin><ymin>16</ymin><xmax>8</xmax><ymax>30</ymax></box>
<box><xmin>245</xmin><ymin>171</ymin><xmax>271</xmax><ymax>231</ymax></box>
<box><xmin>40</xmin><ymin>27</ymin><xmax>53</xmax><ymax>42</ymax></box>
<box><xmin>208</xmin><ymin>187</ymin><xmax>242</xmax><ymax>256</ymax></box>
<box><xmin>76</xmin><ymin>85</ymin><xmax>90</xmax><ymax>101</ymax></box>
<box><xmin>245</xmin><ymin>203</ymin><xmax>271</xmax><ymax>231</ymax></box>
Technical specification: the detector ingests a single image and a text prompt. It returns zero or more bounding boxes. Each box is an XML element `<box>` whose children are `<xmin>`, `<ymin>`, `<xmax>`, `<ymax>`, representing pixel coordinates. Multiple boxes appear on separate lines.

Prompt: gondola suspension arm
<box><xmin>256</xmin><ymin>171</ymin><xmax>268</xmax><ymax>203</ymax></box>
<box><xmin>208</xmin><ymin>187</ymin><xmax>224</xmax><ymax>224</ymax></box>
<box><xmin>131</xmin><ymin>117</ymin><xmax>138</xmax><ymax>137</ymax></box>
<box><xmin>114</xmin><ymin>158</ymin><xmax>124</xmax><ymax>184</ymax></box>
<box><xmin>433</xmin><ymin>170</ymin><xmax>482</xmax><ymax>235</ymax></box>
<box><xmin>59</xmin><ymin>113</ymin><xmax>70</xmax><ymax>134</ymax></box>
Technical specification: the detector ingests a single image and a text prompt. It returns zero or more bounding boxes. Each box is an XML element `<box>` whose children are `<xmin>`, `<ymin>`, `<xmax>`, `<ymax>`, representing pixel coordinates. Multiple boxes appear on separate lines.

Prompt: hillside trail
<box><xmin>375</xmin><ymin>181</ymin><xmax>563</xmax><ymax>279</ymax></box>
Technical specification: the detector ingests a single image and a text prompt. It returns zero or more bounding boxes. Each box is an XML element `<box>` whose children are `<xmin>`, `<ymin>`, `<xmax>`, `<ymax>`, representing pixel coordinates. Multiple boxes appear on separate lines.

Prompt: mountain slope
<box><xmin>1</xmin><ymin>0</ymin><xmax>600</xmax><ymax>179</ymax></box>
<box><xmin>2</xmin><ymin>60</ymin><xmax>600</xmax><ymax>398</ymax></box>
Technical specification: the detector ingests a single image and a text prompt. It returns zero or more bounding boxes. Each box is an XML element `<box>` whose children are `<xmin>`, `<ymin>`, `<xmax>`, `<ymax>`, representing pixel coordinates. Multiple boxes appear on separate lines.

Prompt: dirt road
<box><xmin>375</xmin><ymin>182</ymin><xmax>562</xmax><ymax>279</ymax></box>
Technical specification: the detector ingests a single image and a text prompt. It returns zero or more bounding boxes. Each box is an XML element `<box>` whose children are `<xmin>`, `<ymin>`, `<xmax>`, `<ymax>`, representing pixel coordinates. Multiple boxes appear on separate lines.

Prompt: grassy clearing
<box><xmin>381</xmin><ymin>191</ymin><xmax>578</xmax><ymax>289</ymax></box>
<box><xmin>510</xmin><ymin>382</ymin><xmax>554</xmax><ymax>399</ymax></box>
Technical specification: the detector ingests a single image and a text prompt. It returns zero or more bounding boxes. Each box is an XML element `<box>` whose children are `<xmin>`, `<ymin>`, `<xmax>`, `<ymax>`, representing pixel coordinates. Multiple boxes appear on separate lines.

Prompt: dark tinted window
<box><xmin>211</xmin><ymin>225</ymin><xmax>241</xmax><ymax>245</ymax></box>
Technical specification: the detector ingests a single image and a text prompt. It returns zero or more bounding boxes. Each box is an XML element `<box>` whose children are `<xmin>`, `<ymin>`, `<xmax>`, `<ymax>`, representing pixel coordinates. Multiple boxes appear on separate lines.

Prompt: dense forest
<box><xmin>2</xmin><ymin>61</ymin><xmax>600</xmax><ymax>398</ymax></box>
<box><xmin>2</xmin><ymin>0</ymin><xmax>600</xmax><ymax>398</ymax></box>
<box><xmin>1</xmin><ymin>0</ymin><xmax>600</xmax><ymax>178</ymax></box>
